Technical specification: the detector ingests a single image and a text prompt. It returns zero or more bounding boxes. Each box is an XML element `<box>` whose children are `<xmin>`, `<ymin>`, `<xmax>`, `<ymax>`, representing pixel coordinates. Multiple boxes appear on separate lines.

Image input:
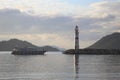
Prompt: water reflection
<box><xmin>74</xmin><ymin>54</ymin><xmax>79</xmax><ymax>79</ymax></box>
<box><xmin>101</xmin><ymin>55</ymin><xmax>120</xmax><ymax>80</ymax></box>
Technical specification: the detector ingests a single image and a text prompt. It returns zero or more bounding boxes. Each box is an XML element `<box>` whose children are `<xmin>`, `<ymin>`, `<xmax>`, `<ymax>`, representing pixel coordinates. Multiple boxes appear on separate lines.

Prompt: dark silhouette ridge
<box><xmin>88</xmin><ymin>32</ymin><xmax>120</xmax><ymax>49</ymax></box>
<box><xmin>0</xmin><ymin>39</ymin><xmax>59</xmax><ymax>51</ymax></box>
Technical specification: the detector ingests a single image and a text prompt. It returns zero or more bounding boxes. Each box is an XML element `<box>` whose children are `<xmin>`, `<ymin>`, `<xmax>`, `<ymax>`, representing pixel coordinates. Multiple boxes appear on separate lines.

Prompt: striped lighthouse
<box><xmin>75</xmin><ymin>26</ymin><xmax>79</xmax><ymax>50</ymax></box>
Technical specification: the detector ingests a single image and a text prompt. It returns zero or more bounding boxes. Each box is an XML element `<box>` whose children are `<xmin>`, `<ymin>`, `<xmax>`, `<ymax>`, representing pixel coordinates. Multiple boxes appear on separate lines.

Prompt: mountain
<box><xmin>39</xmin><ymin>46</ymin><xmax>60</xmax><ymax>51</ymax></box>
<box><xmin>88</xmin><ymin>32</ymin><xmax>120</xmax><ymax>49</ymax></box>
<box><xmin>0</xmin><ymin>39</ymin><xmax>59</xmax><ymax>51</ymax></box>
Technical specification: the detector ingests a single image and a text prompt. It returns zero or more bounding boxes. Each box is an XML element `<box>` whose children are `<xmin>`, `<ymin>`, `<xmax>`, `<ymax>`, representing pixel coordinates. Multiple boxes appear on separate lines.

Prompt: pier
<box><xmin>63</xmin><ymin>49</ymin><xmax>120</xmax><ymax>55</ymax></box>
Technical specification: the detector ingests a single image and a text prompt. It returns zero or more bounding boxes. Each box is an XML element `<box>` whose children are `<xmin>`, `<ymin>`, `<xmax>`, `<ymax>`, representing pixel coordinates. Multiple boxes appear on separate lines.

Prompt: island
<box><xmin>0</xmin><ymin>39</ymin><xmax>61</xmax><ymax>55</ymax></box>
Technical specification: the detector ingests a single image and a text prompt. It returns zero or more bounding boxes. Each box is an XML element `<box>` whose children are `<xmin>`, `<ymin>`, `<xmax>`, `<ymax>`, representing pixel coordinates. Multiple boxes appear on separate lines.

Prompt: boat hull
<box><xmin>11</xmin><ymin>51</ymin><xmax>46</xmax><ymax>55</ymax></box>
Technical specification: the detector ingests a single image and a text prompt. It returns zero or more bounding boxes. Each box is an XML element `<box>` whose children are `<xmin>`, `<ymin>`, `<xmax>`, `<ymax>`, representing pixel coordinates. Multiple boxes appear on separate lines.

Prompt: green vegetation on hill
<box><xmin>0</xmin><ymin>39</ymin><xmax>59</xmax><ymax>51</ymax></box>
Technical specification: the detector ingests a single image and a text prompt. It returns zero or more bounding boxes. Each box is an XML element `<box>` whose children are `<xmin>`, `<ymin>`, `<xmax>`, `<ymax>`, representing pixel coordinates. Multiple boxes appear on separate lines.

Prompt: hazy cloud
<box><xmin>0</xmin><ymin>0</ymin><xmax>83</xmax><ymax>16</ymax></box>
<box><xmin>0</xmin><ymin>9</ymin><xmax>75</xmax><ymax>34</ymax></box>
<box><xmin>0</xmin><ymin>1</ymin><xmax>120</xmax><ymax>48</ymax></box>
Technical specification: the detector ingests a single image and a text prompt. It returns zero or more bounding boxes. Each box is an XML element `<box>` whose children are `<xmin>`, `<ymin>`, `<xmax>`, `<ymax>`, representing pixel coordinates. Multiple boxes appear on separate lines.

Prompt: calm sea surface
<box><xmin>0</xmin><ymin>51</ymin><xmax>120</xmax><ymax>80</ymax></box>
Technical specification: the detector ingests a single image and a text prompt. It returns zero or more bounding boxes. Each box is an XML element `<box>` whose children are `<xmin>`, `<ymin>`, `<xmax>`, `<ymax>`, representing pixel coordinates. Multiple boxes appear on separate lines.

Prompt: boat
<box><xmin>11</xmin><ymin>47</ymin><xmax>46</xmax><ymax>55</ymax></box>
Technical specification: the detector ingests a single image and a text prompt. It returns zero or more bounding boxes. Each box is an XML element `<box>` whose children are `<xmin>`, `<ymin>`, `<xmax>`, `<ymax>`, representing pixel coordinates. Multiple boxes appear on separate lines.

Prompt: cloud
<box><xmin>0</xmin><ymin>1</ymin><xmax>120</xmax><ymax>49</ymax></box>
<box><xmin>0</xmin><ymin>0</ymin><xmax>82</xmax><ymax>16</ymax></box>
<box><xmin>0</xmin><ymin>9</ymin><xmax>75</xmax><ymax>34</ymax></box>
<box><xmin>89</xmin><ymin>1</ymin><xmax>120</xmax><ymax>17</ymax></box>
<box><xmin>0</xmin><ymin>9</ymin><xmax>75</xmax><ymax>48</ymax></box>
<box><xmin>89</xmin><ymin>1</ymin><xmax>120</xmax><ymax>32</ymax></box>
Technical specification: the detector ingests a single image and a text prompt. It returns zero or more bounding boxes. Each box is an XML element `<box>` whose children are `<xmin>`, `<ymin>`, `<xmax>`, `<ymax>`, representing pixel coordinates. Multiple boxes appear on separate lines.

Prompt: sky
<box><xmin>0</xmin><ymin>0</ymin><xmax>120</xmax><ymax>49</ymax></box>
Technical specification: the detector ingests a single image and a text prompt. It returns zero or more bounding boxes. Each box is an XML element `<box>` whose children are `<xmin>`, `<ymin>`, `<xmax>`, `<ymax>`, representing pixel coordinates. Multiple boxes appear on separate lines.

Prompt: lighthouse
<box><xmin>75</xmin><ymin>26</ymin><xmax>79</xmax><ymax>50</ymax></box>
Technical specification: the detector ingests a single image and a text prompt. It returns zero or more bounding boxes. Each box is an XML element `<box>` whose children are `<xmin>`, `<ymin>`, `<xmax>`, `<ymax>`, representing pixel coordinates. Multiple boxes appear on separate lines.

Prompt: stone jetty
<box><xmin>63</xmin><ymin>49</ymin><xmax>120</xmax><ymax>55</ymax></box>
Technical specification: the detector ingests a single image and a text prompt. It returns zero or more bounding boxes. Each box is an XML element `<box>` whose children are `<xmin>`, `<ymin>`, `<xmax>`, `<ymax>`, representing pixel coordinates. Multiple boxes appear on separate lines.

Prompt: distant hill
<box><xmin>88</xmin><ymin>32</ymin><xmax>120</xmax><ymax>49</ymax></box>
<box><xmin>0</xmin><ymin>39</ymin><xmax>59</xmax><ymax>51</ymax></box>
<box><xmin>39</xmin><ymin>46</ymin><xmax>60</xmax><ymax>51</ymax></box>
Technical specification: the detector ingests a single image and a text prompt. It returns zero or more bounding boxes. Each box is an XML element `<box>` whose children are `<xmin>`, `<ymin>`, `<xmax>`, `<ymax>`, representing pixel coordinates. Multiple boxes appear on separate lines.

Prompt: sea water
<box><xmin>0</xmin><ymin>51</ymin><xmax>120</xmax><ymax>80</ymax></box>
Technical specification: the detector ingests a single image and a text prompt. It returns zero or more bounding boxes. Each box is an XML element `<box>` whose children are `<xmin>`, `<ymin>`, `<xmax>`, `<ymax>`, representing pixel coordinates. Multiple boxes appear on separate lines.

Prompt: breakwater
<box><xmin>63</xmin><ymin>49</ymin><xmax>120</xmax><ymax>55</ymax></box>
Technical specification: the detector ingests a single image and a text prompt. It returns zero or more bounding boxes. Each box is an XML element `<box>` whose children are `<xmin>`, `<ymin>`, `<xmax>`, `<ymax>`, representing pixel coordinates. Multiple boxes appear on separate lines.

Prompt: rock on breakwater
<box><xmin>63</xmin><ymin>49</ymin><xmax>120</xmax><ymax>55</ymax></box>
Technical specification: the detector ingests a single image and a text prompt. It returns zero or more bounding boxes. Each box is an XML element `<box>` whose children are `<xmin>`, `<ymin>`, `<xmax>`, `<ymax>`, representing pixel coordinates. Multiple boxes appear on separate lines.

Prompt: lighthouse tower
<box><xmin>75</xmin><ymin>26</ymin><xmax>79</xmax><ymax>50</ymax></box>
